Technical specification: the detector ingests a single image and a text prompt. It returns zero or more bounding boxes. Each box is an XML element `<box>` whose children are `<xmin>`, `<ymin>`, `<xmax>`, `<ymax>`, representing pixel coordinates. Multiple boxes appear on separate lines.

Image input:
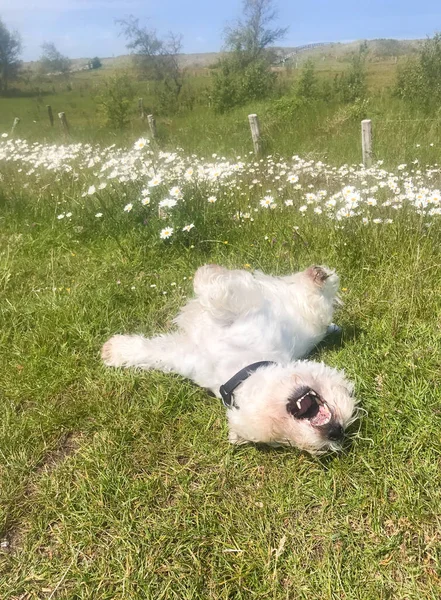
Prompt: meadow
<box><xmin>1</xmin><ymin>54</ymin><xmax>441</xmax><ymax>599</ymax></box>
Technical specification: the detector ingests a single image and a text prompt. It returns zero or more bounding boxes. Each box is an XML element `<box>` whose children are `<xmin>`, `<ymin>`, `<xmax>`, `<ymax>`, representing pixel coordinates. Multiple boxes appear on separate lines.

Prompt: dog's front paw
<box><xmin>101</xmin><ymin>335</ymin><xmax>128</xmax><ymax>367</ymax></box>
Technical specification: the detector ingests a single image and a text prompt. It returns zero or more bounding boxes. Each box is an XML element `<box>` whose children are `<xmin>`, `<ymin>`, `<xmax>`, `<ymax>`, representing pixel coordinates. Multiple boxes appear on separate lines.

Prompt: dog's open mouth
<box><xmin>287</xmin><ymin>388</ymin><xmax>332</xmax><ymax>426</ymax></box>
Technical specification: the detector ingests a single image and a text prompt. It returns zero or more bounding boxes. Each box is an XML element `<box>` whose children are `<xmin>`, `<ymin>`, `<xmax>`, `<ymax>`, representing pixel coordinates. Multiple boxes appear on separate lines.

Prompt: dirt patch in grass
<box><xmin>0</xmin><ymin>432</ymin><xmax>82</xmax><ymax>554</ymax></box>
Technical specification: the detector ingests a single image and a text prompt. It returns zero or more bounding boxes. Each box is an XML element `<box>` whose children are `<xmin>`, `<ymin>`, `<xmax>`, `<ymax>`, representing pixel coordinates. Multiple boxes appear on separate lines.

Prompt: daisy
<box><xmin>160</xmin><ymin>226</ymin><xmax>174</xmax><ymax>239</ymax></box>
<box><xmin>148</xmin><ymin>175</ymin><xmax>162</xmax><ymax>187</ymax></box>
<box><xmin>207</xmin><ymin>196</ymin><xmax>217</xmax><ymax>203</ymax></box>
<box><xmin>169</xmin><ymin>186</ymin><xmax>182</xmax><ymax>198</ymax></box>
<box><xmin>134</xmin><ymin>138</ymin><xmax>148</xmax><ymax>150</ymax></box>
<box><xmin>260</xmin><ymin>195</ymin><xmax>274</xmax><ymax>208</ymax></box>
<box><xmin>182</xmin><ymin>224</ymin><xmax>195</xmax><ymax>232</ymax></box>
<box><xmin>124</xmin><ymin>203</ymin><xmax>133</xmax><ymax>212</ymax></box>
<box><xmin>159</xmin><ymin>198</ymin><xmax>177</xmax><ymax>209</ymax></box>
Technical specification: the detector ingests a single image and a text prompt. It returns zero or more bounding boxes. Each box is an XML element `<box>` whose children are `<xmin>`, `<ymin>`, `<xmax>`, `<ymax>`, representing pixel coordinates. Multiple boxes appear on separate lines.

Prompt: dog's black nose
<box><xmin>327</xmin><ymin>424</ymin><xmax>344</xmax><ymax>441</ymax></box>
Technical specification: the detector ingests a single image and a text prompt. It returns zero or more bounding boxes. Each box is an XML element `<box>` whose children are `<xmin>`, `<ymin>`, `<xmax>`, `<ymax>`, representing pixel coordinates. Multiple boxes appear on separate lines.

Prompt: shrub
<box><xmin>333</xmin><ymin>44</ymin><xmax>368</xmax><ymax>103</ymax></box>
<box><xmin>296</xmin><ymin>59</ymin><xmax>318</xmax><ymax>100</ymax></box>
<box><xmin>212</xmin><ymin>56</ymin><xmax>276</xmax><ymax>113</ymax></box>
<box><xmin>395</xmin><ymin>33</ymin><xmax>441</xmax><ymax>109</ymax></box>
<box><xmin>96</xmin><ymin>72</ymin><xmax>135</xmax><ymax>129</ymax></box>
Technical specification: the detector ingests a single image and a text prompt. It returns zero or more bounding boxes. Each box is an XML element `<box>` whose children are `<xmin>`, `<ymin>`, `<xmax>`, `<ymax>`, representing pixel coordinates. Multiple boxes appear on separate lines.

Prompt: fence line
<box><xmin>7</xmin><ymin>105</ymin><xmax>441</xmax><ymax>165</ymax></box>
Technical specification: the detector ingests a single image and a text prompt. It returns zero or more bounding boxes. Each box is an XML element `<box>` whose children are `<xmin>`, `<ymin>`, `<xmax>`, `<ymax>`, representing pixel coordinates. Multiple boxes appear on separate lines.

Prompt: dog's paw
<box><xmin>101</xmin><ymin>335</ymin><xmax>127</xmax><ymax>367</ymax></box>
<box><xmin>306</xmin><ymin>265</ymin><xmax>340</xmax><ymax>293</ymax></box>
<box><xmin>306</xmin><ymin>265</ymin><xmax>332</xmax><ymax>285</ymax></box>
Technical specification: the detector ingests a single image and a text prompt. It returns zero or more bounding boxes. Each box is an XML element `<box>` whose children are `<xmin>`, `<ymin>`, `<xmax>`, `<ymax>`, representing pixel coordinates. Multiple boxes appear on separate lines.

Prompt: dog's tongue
<box><xmin>310</xmin><ymin>403</ymin><xmax>332</xmax><ymax>426</ymax></box>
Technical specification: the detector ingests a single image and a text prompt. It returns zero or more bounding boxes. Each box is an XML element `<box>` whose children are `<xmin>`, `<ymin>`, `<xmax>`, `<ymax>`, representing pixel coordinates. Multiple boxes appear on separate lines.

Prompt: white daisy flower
<box><xmin>134</xmin><ymin>138</ymin><xmax>149</xmax><ymax>150</ymax></box>
<box><xmin>159</xmin><ymin>198</ymin><xmax>177</xmax><ymax>209</ymax></box>
<box><xmin>160</xmin><ymin>226</ymin><xmax>174</xmax><ymax>239</ymax></box>
<box><xmin>260</xmin><ymin>195</ymin><xmax>274</xmax><ymax>207</ymax></box>
<box><xmin>148</xmin><ymin>175</ymin><xmax>162</xmax><ymax>187</ymax></box>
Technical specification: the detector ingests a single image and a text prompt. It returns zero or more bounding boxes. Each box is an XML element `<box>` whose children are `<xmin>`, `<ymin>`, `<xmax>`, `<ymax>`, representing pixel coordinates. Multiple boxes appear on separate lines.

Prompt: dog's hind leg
<box><xmin>191</xmin><ymin>264</ymin><xmax>263</xmax><ymax>325</ymax></box>
<box><xmin>101</xmin><ymin>333</ymin><xmax>197</xmax><ymax>379</ymax></box>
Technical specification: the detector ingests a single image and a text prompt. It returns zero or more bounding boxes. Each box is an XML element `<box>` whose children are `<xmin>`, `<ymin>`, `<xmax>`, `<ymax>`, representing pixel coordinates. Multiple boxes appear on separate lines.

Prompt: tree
<box><xmin>224</xmin><ymin>0</ymin><xmax>287</xmax><ymax>64</ymax></box>
<box><xmin>0</xmin><ymin>18</ymin><xmax>22</xmax><ymax>95</ymax></box>
<box><xmin>39</xmin><ymin>42</ymin><xmax>71</xmax><ymax>75</ymax></box>
<box><xmin>89</xmin><ymin>56</ymin><xmax>102</xmax><ymax>69</ymax></box>
<box><xmin>212</xmin><ymin>0</ymin><xmax>287</xmax><ymax>112</ymax></box>
<box><xmin>117</xmin><ymin>15</ymin><xmax>184</xmax><ymax>108</ymax></box>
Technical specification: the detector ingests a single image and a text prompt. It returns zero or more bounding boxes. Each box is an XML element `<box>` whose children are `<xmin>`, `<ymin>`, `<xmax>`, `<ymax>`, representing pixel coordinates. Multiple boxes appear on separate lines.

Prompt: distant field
<box><xmin>0</xmin><ymin>38</ymin><xmax>434</xmax><ymax>166</ymax></box>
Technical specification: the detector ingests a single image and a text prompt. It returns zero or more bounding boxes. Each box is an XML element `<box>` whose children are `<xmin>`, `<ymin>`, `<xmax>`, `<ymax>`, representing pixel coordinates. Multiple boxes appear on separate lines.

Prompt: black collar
<box><xmin>219</xmin><ymin>361</ymin><xmax>277</xmax><ymax>409</ymax></box>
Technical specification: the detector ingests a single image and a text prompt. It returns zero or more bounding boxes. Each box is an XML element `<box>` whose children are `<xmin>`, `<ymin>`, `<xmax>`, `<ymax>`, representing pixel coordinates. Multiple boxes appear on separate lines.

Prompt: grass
<box><xmin>2</xmin><ymin>58</ymin><xmax>441</xmax><ymax>166</ymax></box>
<box><xmin>1</xmin><ymin>145</ymin><xmax>441</xmax><ymax>598</ymax></box>
<box><xmin>1</xmin><ymin>56</ymin><xmax>441</xmax><ymax>597</ymax></box>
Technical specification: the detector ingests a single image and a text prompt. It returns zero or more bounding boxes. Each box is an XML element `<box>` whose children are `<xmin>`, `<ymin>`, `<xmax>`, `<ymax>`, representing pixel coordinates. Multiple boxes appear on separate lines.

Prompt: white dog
<box><xmin>102</xmin><ymin>264</ymin><xmax>357</xmax><ymax>454</ymax></box>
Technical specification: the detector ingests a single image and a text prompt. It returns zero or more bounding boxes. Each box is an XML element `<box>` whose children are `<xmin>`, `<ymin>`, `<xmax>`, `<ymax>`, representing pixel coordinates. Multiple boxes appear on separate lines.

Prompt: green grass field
<box><xmin>1</xmin><ymin>56</ymin><xmax>440</xmax><ymax>165</ymax></box>
<box><xmin>1</xmin><ymin>55</ymin><xmax>441</xmax><ymax>599</ymax></box>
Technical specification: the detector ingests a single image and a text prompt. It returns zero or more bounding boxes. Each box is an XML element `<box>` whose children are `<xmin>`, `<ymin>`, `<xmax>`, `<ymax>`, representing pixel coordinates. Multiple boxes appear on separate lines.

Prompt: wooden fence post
<box><xmin>10</xmin><ymin>117</ymin><xmax>20</xmax><ymax>136</ymax></box>
<box><xmin>138</xmin><ymin>98</ymin><xmax>145</xmax><ymax>120</ymax></box>
<box><xmin>58</xmin><ymin>112</ymin><xmax>69</xmax><ymax>136</ymax></box>
<box><xmin>361</xmin><ymin>119</ymin><xmax>373</xmax><ymax>168</ymax></box>
<box><xmin>147</xmin><ymin>114</ymin><xmax>157</xmax><ymax>140</ymax></box>
<box><xmin>248</xmin><ymin>113</ymin><xmax>261</xmax><ymax>155</ymax></box>
<box><xmin>47</xmin><ymin>105</ymin><xmax>54</xmax><ymax>127</ymax></box>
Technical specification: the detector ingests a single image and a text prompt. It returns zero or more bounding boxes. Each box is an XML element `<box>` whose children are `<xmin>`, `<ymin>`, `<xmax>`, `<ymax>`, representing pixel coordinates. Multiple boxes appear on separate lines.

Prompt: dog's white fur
<box><xmin>102</xmin><ymin>264</ymin><xmax>356</xmax><ymax>454</ymax></box>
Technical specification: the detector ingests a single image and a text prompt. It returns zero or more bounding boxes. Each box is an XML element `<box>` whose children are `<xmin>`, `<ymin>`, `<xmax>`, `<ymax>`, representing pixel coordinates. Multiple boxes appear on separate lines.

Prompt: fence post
<box><xmin>10</xmin><ymin>117</ymin><xmax>20</xmax><ymax>136</ymax></box>
<box><xmin>361</xmin><ymin>119</ymin><xmax>373</xmax><ymax>168</ymax></box>
<box><xmin>58</xmin><ymin>112</ymin><xmax>69</xmax><ymax>136</ymax></box>
<box><xmin>138</xmin><ymin>98</ymin><xmax>145</xmax><ymax>120</ymax></box>
<box><xmin>147</xmin><ymin>114</ymin><xmax>157</xmax><ymax>140</ymax></box>
<box><xmin>47</xmin><ymin>105</ymin><xmax>54</xmax><ymax>127</ymax></box>
<box><xmin>248</xmin><ymin>114</ymin><xmax>261</xmax><ymax>155</ymax></box>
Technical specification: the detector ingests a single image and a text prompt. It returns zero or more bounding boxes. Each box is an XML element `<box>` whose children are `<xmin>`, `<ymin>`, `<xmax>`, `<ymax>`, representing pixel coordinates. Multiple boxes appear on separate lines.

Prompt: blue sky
<box><xmin>2</xmin><ymin>0</ymin><xmax>441</xmax><ymax>62</ymax></box>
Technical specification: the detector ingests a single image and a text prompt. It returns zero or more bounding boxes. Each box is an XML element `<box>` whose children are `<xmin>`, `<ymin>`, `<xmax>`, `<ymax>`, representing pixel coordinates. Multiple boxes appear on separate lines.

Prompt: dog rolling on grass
<box><xmin>102</xmin><ymin>264</ymin><xmax>357</xmax><ymax>454</ymax></box>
